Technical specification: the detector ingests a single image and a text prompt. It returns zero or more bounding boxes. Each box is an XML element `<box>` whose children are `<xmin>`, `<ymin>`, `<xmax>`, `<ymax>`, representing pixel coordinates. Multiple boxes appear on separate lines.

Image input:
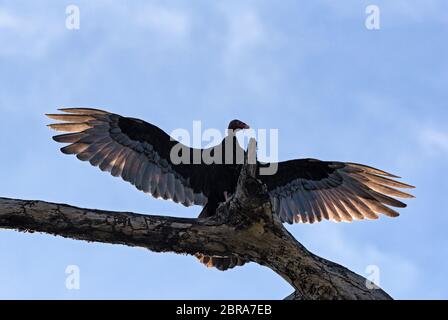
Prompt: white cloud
<box><xmin>0</xmin><ymin>3</ymin><xmax>192</xmax><ymax>59</ymax></box>
<box><xmin>0</xmin><ymin>8</ymin><xmax>22</xmax><ymax>29</ymax></box>
<box><xmin>316</xmin><ymin>0</ymin><xmax>448</xmax><ymax>24</ymax></box>
<box><xmin>0</xmin><ymin>8</ymin><xmax>63</xmax><ymax>58</ymax></box>
<box><xmin>226</xmin><ymin>11</ymin><xmax>265</xmax><ymax>58</ymax></box>
<box><xmin>418</xmin><ymin>128</ymin><xmax>448</xmax><ymax>156</ymax></box>
<box><xmin>216</xmin><ymin>6</ymin><xmax>283</xmax><ymax>99</ymax></box>
<box><xmin>383</xmin><ymin>0</ymin><xmax>448</xmax><ymax>23</ymax></box>
<box><xmin>135</xmin><ymin>4</ymin><xmax>190</xmax><ymax>39</ymax></box>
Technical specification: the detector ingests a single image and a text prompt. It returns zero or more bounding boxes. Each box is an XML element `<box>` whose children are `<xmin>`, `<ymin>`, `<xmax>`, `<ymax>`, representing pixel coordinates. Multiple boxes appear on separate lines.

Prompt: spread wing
<box><xmin>47</xmin><ymin>108</ymin><xmax>208</xmax><ymax>206</ymax></box>
<box><xmin>259</xmin><ymin>159</ymin><xmax>415</xmax><ymax>224</ymax></box>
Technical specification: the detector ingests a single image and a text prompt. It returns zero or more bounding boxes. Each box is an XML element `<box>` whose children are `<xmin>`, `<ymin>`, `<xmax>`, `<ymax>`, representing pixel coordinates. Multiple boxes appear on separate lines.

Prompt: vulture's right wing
<box><xmin>47</xmin><ymin>108</ymin><xmax>208</xmax><ymax>207</ymax></box>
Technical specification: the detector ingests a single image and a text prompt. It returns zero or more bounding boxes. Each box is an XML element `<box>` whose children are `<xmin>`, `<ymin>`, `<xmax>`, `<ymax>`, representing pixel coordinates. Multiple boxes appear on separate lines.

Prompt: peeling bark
<box><xmin>0</xmin><ymin>163</ymin><xmax>392</xmax><ymax>300</ymax></box>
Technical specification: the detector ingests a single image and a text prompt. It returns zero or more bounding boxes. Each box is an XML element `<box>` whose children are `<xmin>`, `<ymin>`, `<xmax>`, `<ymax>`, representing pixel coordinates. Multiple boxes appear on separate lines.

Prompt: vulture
<box><xmin>47</xmin><ymin>108</ymin><xmax>415</xmax><ymax>270</ymax></box>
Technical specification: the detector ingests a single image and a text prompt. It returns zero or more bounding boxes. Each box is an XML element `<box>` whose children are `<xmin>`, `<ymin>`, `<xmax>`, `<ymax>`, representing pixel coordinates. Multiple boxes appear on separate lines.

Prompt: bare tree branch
<box><xmin>0</xmin><ymin>162</ymin><xmax>392</xmax><ymax>300</ymax></box>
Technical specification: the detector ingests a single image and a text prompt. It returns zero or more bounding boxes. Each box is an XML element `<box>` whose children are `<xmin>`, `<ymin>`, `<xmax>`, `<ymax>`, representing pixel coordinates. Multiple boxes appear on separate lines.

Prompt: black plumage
<box><xmin>47</xmin><ymin>108</ymin><xmax>414</xmax><ymax>270</ymax></box>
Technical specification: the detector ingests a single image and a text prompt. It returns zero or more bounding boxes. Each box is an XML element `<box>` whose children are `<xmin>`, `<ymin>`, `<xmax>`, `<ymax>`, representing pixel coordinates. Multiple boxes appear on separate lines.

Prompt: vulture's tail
<box><xmin>195</xmin><ymin>253</ymin><xmax>247</xmax><ymax>271</ymax></box>
<box><xmin>196</xmin><ymin>201</ymin><xmax>248</xmax><ymax>270</ymax></box>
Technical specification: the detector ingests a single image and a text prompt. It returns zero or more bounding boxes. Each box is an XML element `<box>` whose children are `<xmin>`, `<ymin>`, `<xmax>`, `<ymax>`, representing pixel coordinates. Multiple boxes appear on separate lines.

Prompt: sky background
<box><xmin>0</xmin><ymin>0</ymin><xmax>447</xmax><ymax>299</ymax></box>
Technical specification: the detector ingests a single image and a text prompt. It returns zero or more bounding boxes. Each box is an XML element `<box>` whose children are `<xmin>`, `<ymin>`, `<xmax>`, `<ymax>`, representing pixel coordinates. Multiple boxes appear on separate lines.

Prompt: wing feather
<box><xmin>47</xmin><ymin>108</ymin><xmax>210</xmax><ymax>207</ymax></box>
<box><xmin>260</xmin><ymin>159</ymin><xmax>414</xmax><ymax>224</ymax></box>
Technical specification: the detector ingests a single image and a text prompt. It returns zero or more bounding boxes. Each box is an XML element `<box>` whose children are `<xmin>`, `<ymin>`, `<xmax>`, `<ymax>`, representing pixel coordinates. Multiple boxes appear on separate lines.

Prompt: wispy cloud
<box><xmin>383</xmin><ymin>0</ymin><xmax>448</xmax><ymax>23</ymax></box>
<box><xmin>418</xmin><ymin>128</ymin><xmax>448</xmax><ymax>156</ymax></box>
<box><xmin>316</xmin><ymin>0</ymin><xmax>448</xmax><ymax>24</ymax></box>
<box><xmin>135</xmin><ymin>4</ymin><xmax>191</xmax><ymax>39</ymax></box>
<box><xmin>216</xmin><ymin>5</ymin><xmax>283</xmax><ymax>100</ymax></box>
<box><xmin>225</xmin><ymin>10</ymin><xmax>265</xmax><ymax>58</ymax></box>
<box><xmin>0</xmin><ymin>7</ymin><xmax>63</xmax><ymax>58</ymax></box>
<box><xmin>0</xmin><ymin>8</ymin><xmax>22</xmax><ymax>29</ymax></box>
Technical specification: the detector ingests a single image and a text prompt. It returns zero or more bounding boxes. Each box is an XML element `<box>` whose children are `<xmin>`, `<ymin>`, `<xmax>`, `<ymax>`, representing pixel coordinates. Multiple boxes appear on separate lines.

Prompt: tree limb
<box><xmin>0</xmin><ymin>162</ymin><xmax>392</xmax><ymax>300</ymax></box>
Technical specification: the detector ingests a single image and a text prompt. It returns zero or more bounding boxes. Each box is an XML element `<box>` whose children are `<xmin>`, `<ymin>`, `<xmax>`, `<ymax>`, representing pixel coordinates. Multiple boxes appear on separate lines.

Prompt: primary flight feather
<box><xmin>47</xmin><ymin>108</ymin><xmax>414</xmax><ymax>270</ymax></box>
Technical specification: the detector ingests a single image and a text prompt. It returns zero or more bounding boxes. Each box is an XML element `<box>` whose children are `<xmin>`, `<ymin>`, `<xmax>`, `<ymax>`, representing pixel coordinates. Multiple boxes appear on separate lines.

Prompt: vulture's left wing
<box><xmin>259</xmin><ymin>159</ymin><xmax>414</xmax><ymax>224</ymax></box>
<box><xmin>47</xmin><ymin>108</ymin><xmax>208</xmax><ymax>206</ymax></box>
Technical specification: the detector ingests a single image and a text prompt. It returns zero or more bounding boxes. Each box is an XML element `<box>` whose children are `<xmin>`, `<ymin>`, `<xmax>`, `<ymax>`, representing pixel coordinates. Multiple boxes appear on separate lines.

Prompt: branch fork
<box><xmin>0</xmin><ymin>153</ymin><xmax>392</xmax><ymax>300</ymax></box>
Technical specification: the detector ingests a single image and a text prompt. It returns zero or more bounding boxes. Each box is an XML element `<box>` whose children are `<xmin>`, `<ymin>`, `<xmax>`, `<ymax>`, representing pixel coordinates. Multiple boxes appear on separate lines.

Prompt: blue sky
<box><xmin>0</xmin><ymin>0</ymin><xmax>447</xmax><ymax>299</ymax></box>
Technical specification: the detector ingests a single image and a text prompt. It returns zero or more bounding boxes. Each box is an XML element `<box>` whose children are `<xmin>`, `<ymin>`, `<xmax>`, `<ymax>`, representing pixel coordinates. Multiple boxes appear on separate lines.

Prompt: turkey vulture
<box><xmin>47</xmin><ymin>108</ymin><xmax>414</xmax><ymax>270</ymax></box>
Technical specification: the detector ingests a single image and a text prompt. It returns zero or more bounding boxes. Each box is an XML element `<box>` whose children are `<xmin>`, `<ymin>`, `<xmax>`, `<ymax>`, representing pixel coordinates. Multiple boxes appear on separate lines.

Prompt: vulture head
<box><xmin>227</xmin><ymin>119</ymin><xmax>250</xmax><ymax>134</ymax></box>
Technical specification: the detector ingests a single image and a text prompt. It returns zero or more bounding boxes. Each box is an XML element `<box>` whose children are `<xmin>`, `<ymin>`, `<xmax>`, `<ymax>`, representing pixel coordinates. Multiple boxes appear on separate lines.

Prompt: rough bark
<box><xmin>0</xmin><ymin>163</ymin><xmax>392</xmax><ymax>300</ymax></box>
